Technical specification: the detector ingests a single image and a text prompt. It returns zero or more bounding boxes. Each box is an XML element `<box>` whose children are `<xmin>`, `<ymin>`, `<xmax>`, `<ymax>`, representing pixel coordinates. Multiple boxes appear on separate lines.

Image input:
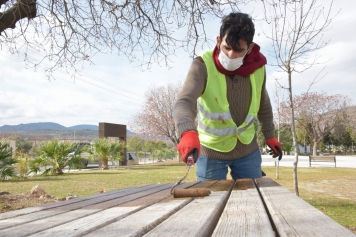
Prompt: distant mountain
<box><xmin>0</xmin><ymin>122</ymin><xmax>135</xmax><ymax>134</ymax></box>
<box><xmin>0</xmin><ymin>122</ymin><xmax>67</xmax><ymax>131</ymax></box>
<box><xmin>67</xmin><ymin>125</ymin><xmax>99</xmax><ymax>130</ymax></box>
<box><xmin>0</xmin><ymin>122</ymin><xmax>99</xmax><ymax>131</ymax></box>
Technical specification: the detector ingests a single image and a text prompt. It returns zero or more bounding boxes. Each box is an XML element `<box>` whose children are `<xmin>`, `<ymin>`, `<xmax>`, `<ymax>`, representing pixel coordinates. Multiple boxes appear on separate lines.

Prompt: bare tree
<box><xmin>130</xmin><ymin>82</ymin><xmax>181</xmax><ymax>146</ymax></box>
<box><xmin>1</xmin><ymin>0</ymin><xmax>247</xmax><ymax>76</ymax></box>
<box><xmin>272</xmin><ymin>82</ymin><xmax>286</xmax><ymax>142</ymax></box>
<box><xmin>345</xmin><ymin>106</ymin><xmax>356</xmax><ymax>155</ymax></box>
<box><xmin>271</xmin><ymin>81</ymin><xmax>287</xmax><ymax>179</ymax></box>
<box><xmin>262</xmin><ymin>0</ymin><xmax>338</xmax><ymax>195</ymax></box>
<box><xmin>293</xmin><ymin>92</ymin><xmax>350</xmax><ymax>156</ymax></box>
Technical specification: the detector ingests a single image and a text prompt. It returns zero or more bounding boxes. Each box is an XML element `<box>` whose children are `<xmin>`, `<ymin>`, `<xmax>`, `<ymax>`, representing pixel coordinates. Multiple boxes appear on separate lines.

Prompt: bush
<box><xmin>32</xmin><ymin>140</ymin><xmax>84</xmax><ymax>175</ymax></box>
<box><xmin>14</xmin><ymin>150</ymin><xmax>31</xmax><ymax>179</ymax></box>
<box><xmin>0</xmin><ymin>141</ymin><xmax>17</xmax><ymax>180</ymax></box>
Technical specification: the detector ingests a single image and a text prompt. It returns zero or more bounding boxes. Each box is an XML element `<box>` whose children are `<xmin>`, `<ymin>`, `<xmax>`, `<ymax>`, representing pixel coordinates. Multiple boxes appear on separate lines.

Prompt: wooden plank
<box><xmin>85</xmin><ymin>199</ymin><xmax>192</xmax><ymax>237</ymax></box>
<box><xmin>212</xmin><ymin>179</ymin><xmax>275</xmax><ymax>237</ymax></box>
<box><xmin>84</xmin><ymin>181</ymin><xmax>215</xmax><ymax>237</ymax></box>
<box><xmin>0</xmin><ymin>184</ymin><xmax>156</xmax><ymax>221</ymax></box>
<box><xmin>256</xmin><ymin>178</ymin><xmax>355</xmax><ymax>237</ymax></box>
<box><xmin>0</xmin><ymin>185</ymin><xmax>160</xmax><ymax>230</ymax></box>
<box><xmin>143</xmin><ymin>180</ymin><xmax>234</xmax><ymax>237</ymax></box>
<box><xmin>18</xmin><ymin>182</ymin><xmax>199</xmax><ymax>237</ymax></box>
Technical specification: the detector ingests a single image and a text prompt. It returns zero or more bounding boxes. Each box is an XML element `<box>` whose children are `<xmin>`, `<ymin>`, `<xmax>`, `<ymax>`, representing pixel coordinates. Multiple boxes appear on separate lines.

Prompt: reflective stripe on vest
<box><xmin>197</xmin><ymin>50</ymin><xmax>265</xmax><ymax>152</ymax></box>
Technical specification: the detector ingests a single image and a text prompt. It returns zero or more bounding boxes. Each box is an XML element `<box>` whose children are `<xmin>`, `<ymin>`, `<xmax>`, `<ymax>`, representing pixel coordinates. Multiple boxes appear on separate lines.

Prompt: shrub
<box><xmin>0</xmin><ymin>141</ymin><xmax>17</xmax><ymax>180</ymax></box>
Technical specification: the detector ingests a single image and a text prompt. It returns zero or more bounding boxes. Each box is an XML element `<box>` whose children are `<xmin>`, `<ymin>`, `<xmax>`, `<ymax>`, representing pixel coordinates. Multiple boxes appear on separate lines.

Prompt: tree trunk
<box><xmin>313</xmin><ymin>141</ymin><xmax>318</xmax><ymax>156</ymax></box>
<box><xmin>178</xmin><ymin>152</ymin><xmax>182</xmax><ymax>163</ymax></box>
<box><xmin>276</xmin><ymin>116</ymin><xmax>280</xmax><ymax>179</ymax></box>
<box><xmin>291</xmin><ymin>122</ymin><xmax>299</xmax><ymax>196</ymax></box>
<box><xmin>56</xmin><ymin>168</ymin><xmax>64</xmax><ymax>174</ymax></box>
<box><xmin>0</xmin><ymin>0</ymin><xmax>37</xmax><ymax>33</ymax></box>
<box><xmin>304</xmin><ymin>141</ymin><xmax>307</xmax><ymax>155</ymax></box>
<box><xmin>101</xmin><ymin>160</ymin><xmax>109</xmax><ymax>170</ymax></box>
<box><xmin>288</xmin><ymin>71</ymin><xmax>299</xmax><ymax>196</ymax></box>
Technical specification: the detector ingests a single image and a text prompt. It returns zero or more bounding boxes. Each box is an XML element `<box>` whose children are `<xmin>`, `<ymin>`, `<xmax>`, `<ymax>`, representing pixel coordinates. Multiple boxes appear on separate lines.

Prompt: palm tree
<box><xmin>91</xmin><ymin>138</ymin><xmax>125</xmax><ymax>169</ymax></box>
<box><xmin>32</xmin><ymin>140</ymin><xmax>83</xmax><ymax>175</ymax></box>
<box><xmin>0</xmin><ymin>141</ymin><xmax>17</xmax><ymax>180</ymax></box>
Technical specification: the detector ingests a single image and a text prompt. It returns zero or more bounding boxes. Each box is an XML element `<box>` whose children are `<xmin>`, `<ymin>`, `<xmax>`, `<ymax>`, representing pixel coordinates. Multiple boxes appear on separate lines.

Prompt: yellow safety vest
<box><xmin>198</xmin><ymin>51</ymin><xmax>265</xmax><ymax>152</ymax></box>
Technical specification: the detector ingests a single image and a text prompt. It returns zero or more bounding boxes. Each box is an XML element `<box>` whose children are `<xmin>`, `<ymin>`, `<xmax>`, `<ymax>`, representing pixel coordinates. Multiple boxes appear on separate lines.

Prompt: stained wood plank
<box><xmin>0</xmin><ymin>184</ymin><xmax>184</xmax><ymax>236</ymax></box>
<box><xmin>84</xmin><ymin>181</ymin><xmax>214</xmax><ymax>237</ymax></box>
<box><xmin>31</xmin><ymin>206</ymin><xmax>138</xmax><ymax>237</ymax></box>
<box><xmin>19</xmin><ymin>182</ymin><xmax>199</xmax><ymax>237</ymax></box>
<box><xmin>0</xmin><ymin>184</ymin><xmax>161</xmax><ymax>231</ymax></box>
<box><xmin>256</xmin><ymin>178</ymin><xmax>355</xmax><ymax>237</ymax></box>
<box><xmin>143</xmin><ymin>180</ymin><xmax>234</xmax><ymax>237</ymax></box>
<box><xmin>212</xmin><ymin>179</ymin><xmax>275</xmax><ymax>237</ymax></box>
<box><xmin>0</xmin><ymin>184</ymin><xmax>156</xmax><ymax>221</ymax></box>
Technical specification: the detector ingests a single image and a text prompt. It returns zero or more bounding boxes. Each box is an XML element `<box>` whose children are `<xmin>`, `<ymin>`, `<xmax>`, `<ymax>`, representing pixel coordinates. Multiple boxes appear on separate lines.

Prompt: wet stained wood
<box><xmin>212</xmin><ymin>179</ymin><xmax>275</xmax><ymax>237</ymax></box>
<box><xmin>84</xmin><ymin>181</ymin><xmax>211</xmax><ymax>237</ymax></box>
<box><xmin>0</xmin><ymin>184</ymin><xmax>161</xmax><ymax>232</ymax></box>
<box><xmin>143</xmin><ymin>180</ymin><xmax>234</xmax><ymax>237</ymax></box>
<box><xmin>0</xmin><ymin>182</ymin><xmax>198</xmax><ymax>237</ymax></box>
<box><xmin>0</xmin><ymin>184</ymin><xmax>157</xmax><ymax>221</ymax></box>
<box><xmin>255</xmin><ymin>178</ymin><xmax>355</xmax><ymax>237</ymax></box>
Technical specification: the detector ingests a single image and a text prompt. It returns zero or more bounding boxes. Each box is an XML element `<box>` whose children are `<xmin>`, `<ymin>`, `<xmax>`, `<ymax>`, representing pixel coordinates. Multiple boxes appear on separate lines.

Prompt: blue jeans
<box><xmin>196</xmin><ymin>149</ymin><xmax>262</xmax><ymax>181</ymax></box>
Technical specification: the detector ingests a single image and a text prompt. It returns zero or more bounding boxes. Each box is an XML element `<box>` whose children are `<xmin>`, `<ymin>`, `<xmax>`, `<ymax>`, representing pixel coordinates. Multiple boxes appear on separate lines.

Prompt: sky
<box><xmin>1</xmin><ymin>0</ymin><xmax>355</xmax><ymax>131</ymax></box>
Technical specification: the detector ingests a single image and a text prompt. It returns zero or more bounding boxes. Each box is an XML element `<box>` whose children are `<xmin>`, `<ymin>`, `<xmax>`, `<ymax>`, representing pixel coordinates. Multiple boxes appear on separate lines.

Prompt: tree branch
<box><xmin>0</xmin><ymin>0</ymin><xmax>36</xmax><ymax>33</ymax></box>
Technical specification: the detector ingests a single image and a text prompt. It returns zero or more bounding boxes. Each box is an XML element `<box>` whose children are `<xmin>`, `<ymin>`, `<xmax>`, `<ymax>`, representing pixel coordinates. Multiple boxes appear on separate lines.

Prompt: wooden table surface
<box><xmin>0</xmin><ymin>178</ymin><xmax>354</xmax><ymax>237</ymax></box>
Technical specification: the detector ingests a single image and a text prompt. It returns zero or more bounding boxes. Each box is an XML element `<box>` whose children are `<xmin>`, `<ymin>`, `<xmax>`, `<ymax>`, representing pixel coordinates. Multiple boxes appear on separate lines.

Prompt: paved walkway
<box><xmin>262</xmin><ymin>155</ymin><xmax>356</xmax><ymax>168</ymax></box>
<box><xmin>137</xmin><ymin>156</ymin><xmax>356</xmax><ymax>168</ymax></box>
<box><xmin>79</xmin><ymin>155</ymin><xmax>356</xmax><ymax>169</ymax></box>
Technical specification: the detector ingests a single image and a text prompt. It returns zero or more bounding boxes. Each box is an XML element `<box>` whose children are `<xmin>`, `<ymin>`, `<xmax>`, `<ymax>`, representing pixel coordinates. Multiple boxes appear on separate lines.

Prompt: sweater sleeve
<box><xmin>174</xmin><ymin>58</ymin><xmax>207</xmax><ymax>137</ymax></box>
<box><xmin>257</xmin><ymin>67</ymin><xmax>276</xmax><ymax>139</ymax></box>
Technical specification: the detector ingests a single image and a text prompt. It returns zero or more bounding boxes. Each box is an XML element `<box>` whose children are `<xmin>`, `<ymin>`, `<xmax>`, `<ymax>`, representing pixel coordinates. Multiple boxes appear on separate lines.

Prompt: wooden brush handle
<box><xmin>172</xmin><ymin>188</ymin><xmax>211</xmax><ymax>198</ymax></box>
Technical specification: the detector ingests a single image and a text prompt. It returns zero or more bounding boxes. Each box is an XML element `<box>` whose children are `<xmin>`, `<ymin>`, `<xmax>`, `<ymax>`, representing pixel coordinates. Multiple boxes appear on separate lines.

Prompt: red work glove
<box><xmin>266</xmin><ymin>137</ymin><xmax>283</xmax><ymax>160</ymax></box>
<box><xmin>177</xmin><ymin>131</ymin><xmax>201</xmax><ymax>163</ymax></box>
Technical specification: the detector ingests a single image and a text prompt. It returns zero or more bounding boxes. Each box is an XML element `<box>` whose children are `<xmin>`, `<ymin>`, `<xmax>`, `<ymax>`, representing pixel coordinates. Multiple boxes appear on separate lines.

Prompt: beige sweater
<box><xmin>174</xmin><ymin>57</ymin><xmax>275</xmax><ymax>160</ymax></box>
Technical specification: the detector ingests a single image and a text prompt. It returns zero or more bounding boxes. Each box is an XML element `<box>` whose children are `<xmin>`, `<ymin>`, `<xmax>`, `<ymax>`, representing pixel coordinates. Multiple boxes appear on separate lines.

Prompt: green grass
<box><xmin>0</xmin><ymin>162</ymin><xmax>355</xmax><ymax>231</ymax></box>
<box><xmin>0</xmin><ymin>162</ymin><xmax>197</xmax><ymax>198</ymax></box>
<box><xmin>262</xmin><ymin>166</ymin><xmax>356</xmax><ymax>229</ymax></box>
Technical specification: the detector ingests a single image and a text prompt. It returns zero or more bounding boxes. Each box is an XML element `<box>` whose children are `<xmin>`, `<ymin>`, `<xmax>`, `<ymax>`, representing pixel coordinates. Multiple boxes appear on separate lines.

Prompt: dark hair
<box><xmin>219</xmin><ymin>12</ymin><xmax>255</xmax><ymax>51</ymax></box>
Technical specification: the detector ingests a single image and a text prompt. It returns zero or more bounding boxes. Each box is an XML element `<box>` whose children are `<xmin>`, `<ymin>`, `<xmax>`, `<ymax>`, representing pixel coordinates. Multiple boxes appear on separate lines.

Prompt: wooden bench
<box><xmin>309</xmin><ymin>155</ymin><xmax>336</xmax><ymax>167</ymax></box>
<box><xmin>0</xmin><ymin>178</ymin><xmax>353</xmax><ymax>236</ymax></box>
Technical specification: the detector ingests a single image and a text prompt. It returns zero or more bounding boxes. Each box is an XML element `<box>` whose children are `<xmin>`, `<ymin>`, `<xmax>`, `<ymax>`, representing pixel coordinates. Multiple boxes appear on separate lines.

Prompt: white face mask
<box><xmin>218</xmin><ymin>47</ymin><xmax>249</xmax><ymax>71</ymax></box>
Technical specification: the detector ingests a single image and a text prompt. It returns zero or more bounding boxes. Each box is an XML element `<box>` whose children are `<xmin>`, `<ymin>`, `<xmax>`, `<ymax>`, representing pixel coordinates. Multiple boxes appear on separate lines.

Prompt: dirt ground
<box><xmin>0</xmin><ymin>192</ymin><xmax>59</xmax><ymax>214</ymax></box>
<box><xmin>305</xmin><ymin>178</ymin><xmax>356</xmax><ymax>201</ymax></box>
